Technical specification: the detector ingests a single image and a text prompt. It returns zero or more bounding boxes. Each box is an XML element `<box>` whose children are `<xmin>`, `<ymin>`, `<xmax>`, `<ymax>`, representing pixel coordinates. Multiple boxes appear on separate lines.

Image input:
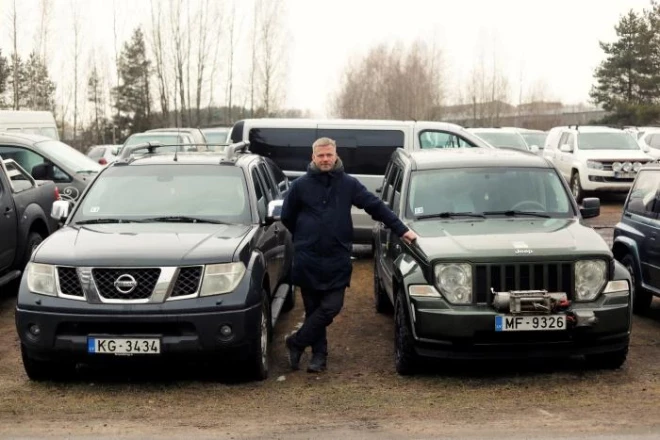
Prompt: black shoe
<box><xmin>307</xmin><ymin>353</ymin><xmax>327</xmax><ymax>373</ymax></box>
<box><xmin>285</xmin><ymin>336</ymin><xmax>303</xmax><ymax>371</ymax></box>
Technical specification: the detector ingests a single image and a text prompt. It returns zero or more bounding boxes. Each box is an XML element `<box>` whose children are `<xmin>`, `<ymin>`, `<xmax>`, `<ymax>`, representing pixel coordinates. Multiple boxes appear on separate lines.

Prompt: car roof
<box><xmin>0</xmin><ymin>131</ymin><xmax>53</xmax><ymax>144</ymax></box>
<box><xmin>565</xmin><ymin>126</ymin><xmax>627</xmax><ymax>134</ymax></box>
<box><xmin>467</xmin><ymin>127</ymin><xmax>521</xmax><ymax>134</ymax></box>
<box><xmin>404</xmin><ymin>148</ymin><xmax>551</xmax><ymax>171</ymax></box>
<box><xmin>145</xmin><ymin>127</ymin><xmax>201</xmax><ymax>133</ymax></box>
<box><xmin>235</xmin><ymin>118</ymin><xmax>465</xmax><ymax>130</ymax></box>
<box><xmin>111</xmin><ymin>151</ymin><xmax>260</xmax><ymax>167</ymax></box>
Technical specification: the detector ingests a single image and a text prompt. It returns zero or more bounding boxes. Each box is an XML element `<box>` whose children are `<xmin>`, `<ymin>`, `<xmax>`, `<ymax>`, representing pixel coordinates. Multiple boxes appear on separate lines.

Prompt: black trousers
<box><xmin>290</xmin><ymin>287</ymin><xmax>345</xmax><ymax>355</ymax></box>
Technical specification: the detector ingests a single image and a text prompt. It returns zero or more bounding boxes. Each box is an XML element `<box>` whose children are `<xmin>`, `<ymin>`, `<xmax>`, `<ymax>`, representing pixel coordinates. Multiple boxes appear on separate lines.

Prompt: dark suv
<box><xmin>373</xmin><ymin>148</ymin><xmax>632</xmax><ymax>374</ymax></box>
<box><xmin>613</xmin><ymin>162</ymin><xmax>660</xmax><ymax>314</ymax></box>
<box><xmin>15</xmin><ymin>142</ymin><xmax>294</xmax><ymax>381</ymax></box>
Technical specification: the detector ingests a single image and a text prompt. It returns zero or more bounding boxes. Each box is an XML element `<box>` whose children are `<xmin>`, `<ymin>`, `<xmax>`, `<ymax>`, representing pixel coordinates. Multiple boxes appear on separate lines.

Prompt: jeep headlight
<box><xmin>575</xmin><ymin>260</ymin><xmax>607</xmax><ymax>301</ymax></box>
<box><xmin>26</xmin><ymin>263</ymin><xmax>57</xmax><ymax>296</ymax></box>
<box><xmin>200</xmin><ymin>262</ymin><xmax>246</xmax><ymax>296</ymax></box>
<box><xmin>434</xmin><ymin>263</ymin><xmax>472</xmax><ymax>304</ymax></box>
<box><xmin>587</xmin><ymin>160</ymin><xmax>603</xmax><ymax>170</ymax></box>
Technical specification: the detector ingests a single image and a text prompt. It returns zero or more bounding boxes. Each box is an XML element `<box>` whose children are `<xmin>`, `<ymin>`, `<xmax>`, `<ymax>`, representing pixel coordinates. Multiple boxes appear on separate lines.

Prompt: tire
<box><xmin>281</xmin><ymin>284</ymin><xmax>296</xmax><ymax>313</ymax></box>
<box><xmin>21</xmin><ymin>344</ymin><xmax>74</xmax><ymax>381</ymax></box>
<box><xmin>585</xmin><ymin>347</ymin><xmax>628</xmax><ymax>370</ymax></box>
<box><xmin>246</xmin><ymin>295</ymin><xmax>271</xmax><ymax>381</ymax></box>
<box><xmin>622</xmin><ymin>254</ymin><xmax>653</xmax><ymax>314</ymax></box>
<box><xmin>374</xmin><ymin>259</ymin><xmax>393</xmax><ymax>314</ymax></box>
<box><xmin>394</xmin><ymin>293</ymin><xmax>418</xmax><ymax>375</ymax></box>
<box><xmin>571</xmin><ymin>171</ymin><xmax>584</xmax><ymax>204</ymax></box>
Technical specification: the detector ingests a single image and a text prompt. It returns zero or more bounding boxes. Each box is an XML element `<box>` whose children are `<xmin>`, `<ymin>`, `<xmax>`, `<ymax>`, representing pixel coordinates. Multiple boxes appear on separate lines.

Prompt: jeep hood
<box><xmin>410</xmin><ymin>218</ymin><xmax>611</xmax><ymax>260</ymax></box>
<box><xmin>33</xmin><ymin>223</ymin><xmax>253</xmax><ymax>266</ymax></box>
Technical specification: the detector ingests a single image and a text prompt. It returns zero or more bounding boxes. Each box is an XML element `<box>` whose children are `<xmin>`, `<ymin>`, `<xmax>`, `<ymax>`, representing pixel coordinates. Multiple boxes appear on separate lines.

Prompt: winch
<box><xmin>491</xmin><ymin>289</ymin><xmax>570</xmax><ymax>314</ymax></box>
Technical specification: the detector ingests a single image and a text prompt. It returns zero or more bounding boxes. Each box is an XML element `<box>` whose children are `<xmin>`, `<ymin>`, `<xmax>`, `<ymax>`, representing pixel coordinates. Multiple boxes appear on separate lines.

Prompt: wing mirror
<box><xmin>580</xmin><ymin>197</ymin><xmax>600</xmax><ymax>219</ymax></box>
<box><xmin>265</xmin><ymin>200</ymin><xmax>283</xmax><ymax>226</ymax></box>
<box><xmin>530</xmin><ymin>145</ymin><xmax>539</xmax><ymax>153</ymax></box>
<box><xmin>559</xmin><ymin>144</ymin><xmax>574</xmax><ymax>153</ymax></box>
<box><xmin>51</xmin><ymin>200</ymin><xmax>71</xmax><ymax>222</ymax></box>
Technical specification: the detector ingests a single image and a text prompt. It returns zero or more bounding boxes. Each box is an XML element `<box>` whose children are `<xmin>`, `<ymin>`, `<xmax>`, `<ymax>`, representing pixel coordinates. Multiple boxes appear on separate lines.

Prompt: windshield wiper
<box><xmin>75</xmin><ymin>218</ymin><xmax>143</xmax><ymax>225</ymax></box>
<box><xmin>482</xmin><ymin>210</ymin><xmax>550</xmax><ymax>218</ymax></box>
<box><xmin>417</xmin><ymin>211</ymin><xmax>486</xmax><ymax>220</ymax></box>
<box><xmin>140</xmin><ymin>216</ymin><xmax>230</xmax><ymax>224</ymax></box>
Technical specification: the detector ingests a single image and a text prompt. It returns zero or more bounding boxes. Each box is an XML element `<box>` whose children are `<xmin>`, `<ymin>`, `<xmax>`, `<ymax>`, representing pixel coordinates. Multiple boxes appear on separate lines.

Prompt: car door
<box><xmin>625</xmin><ymin>170</ymin><xmax>660</xmax><ymax>289</ymax></box>
<box><xmin>258</xmin><ymin>160</ymin><xmax>287</xmax><ymax>286</ymax></box>
<box><xmin>0</xmin><ymin>163</ymin><xmax>17</xmax><ymax>271</ymax></box>
<box><xmin>251</xmin><ymin>165</ymin><xmax>280</xmax><ymax>296</ymax></box>
<box><xmin>376</xmin><ymin>164</ymin><xmax>403</xmax><ymax>296</ymax></box>
<box><xmin>556</xmin><ymin>132</ymin><xmax>575</xmax><ymax>179</ymax></box>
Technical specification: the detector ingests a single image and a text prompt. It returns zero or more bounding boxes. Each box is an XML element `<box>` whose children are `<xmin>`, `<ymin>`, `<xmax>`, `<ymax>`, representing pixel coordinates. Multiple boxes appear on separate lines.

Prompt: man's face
<box><xmin>312</xmin><ymin>144</ymin><xmax>337</xmax><ymax>172</ymax></box>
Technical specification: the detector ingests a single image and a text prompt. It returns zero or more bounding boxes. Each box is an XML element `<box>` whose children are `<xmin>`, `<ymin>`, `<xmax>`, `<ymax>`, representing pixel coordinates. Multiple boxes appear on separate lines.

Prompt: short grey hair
<box><xmin>312</xmin><ymin>137</ymin><xmax>336</xmax><ymax>152</ymax></box>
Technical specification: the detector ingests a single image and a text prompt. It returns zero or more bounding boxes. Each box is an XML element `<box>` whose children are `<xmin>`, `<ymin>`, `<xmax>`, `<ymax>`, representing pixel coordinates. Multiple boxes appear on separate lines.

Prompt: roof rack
<box><xmin>221</xmin><ymin>141</ymin><xmax>251</xmax><ymax>162</ymax></box>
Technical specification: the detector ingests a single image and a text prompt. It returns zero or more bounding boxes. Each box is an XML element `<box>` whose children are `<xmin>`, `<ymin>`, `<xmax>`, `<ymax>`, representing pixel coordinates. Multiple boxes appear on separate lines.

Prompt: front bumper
<box><xmin>581</xmin><ymin>170</ymin><xmax>634</xmax><ymax>192</ymax></box>
<box><xmin>408</xmin><ymin>291</ymin><xmax>631</xmax><ymax>360</ymax></box>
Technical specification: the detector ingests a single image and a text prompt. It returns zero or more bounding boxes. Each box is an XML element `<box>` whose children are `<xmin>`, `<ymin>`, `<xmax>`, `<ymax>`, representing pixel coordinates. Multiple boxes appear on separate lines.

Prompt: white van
<box><xmin>0</xmin><ymin>111</ymin><xmax>59</xmax><ymax>140</ymax></box>
<box><xmin>229</xmin><ymin>118</ymin><xmax>493</xmax><ymax>244</ymax></box>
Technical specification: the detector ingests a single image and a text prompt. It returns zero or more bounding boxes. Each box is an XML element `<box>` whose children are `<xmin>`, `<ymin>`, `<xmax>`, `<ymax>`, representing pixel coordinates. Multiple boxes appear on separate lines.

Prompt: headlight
<box><xmin>26</xmin><ymin>263</ymin><xmax>57</xmax><ymax>296</ymax></box>
<box><xmin>434</xmin><ymin>263</ymin><xmax>472</xmax><ymax>304</ymax></box>
<box><xmin>633</xmin><ymin>162</ymin><xmax>643</xmax><ymax>172</ymax></box>
<box><xmin>586</xmin><ymin>160</ymin><xmax>603</xmax><ymax>170</ymax></box>
<box><xmin>575</xmin><ymin>260</ymin><xmax>607</xmax><ymax>301</ymax></box>
<box><xmin>200</xmin><ymin>262</ymin><xmax>246</xmax><ymax>296</ymax></box>
<box><xmin>612</xmin><ymin>161</ymin><xmax>623</xmax><ymax>172</ymax></box>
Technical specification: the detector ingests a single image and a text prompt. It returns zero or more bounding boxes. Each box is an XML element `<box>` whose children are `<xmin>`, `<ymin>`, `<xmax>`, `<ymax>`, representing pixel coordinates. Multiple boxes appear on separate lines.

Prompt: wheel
<box><xmin>394</xmin><ymin>293</ymin><xmax>418</xmax><ymax>375</ymax></box>
<box><xmin>246</xmin><ymin>295</ymin><xmax>271</xmax><ymax>381</ymax></box>
<box><xmin>571</xmin><ymin>171</ymin><xmax>584</xmax><ymax>203</ymax></box>
<box><xmin>622</xmin><ymin>254</ymin><xmax>652</xmax><ymax>314</ymax></box>
<box><xmin>585</xmin><ymin>347</ymin><xmax>628</xmax><ymax>370</ymax></box>
<box><xmin>374</xmin><ymin>259</ymin><xmax>393</xmax><ymax>314</ymax></box>
<box><xmin>21</xmin><ymin>344</ymin><xmax>74</xmax><ymax>381</ymax></box>
<box><xmin>281</xmin><ymin>283</ymin><xmax>296</xmax><ymax>313</ymax></box>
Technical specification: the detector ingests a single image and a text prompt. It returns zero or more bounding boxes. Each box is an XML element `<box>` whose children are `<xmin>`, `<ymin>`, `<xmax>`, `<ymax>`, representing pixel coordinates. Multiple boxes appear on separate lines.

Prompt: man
<box><xmin>281</xmin><ymin>137</ymin><xmax>417</xmax><ymax>373</ymax></box>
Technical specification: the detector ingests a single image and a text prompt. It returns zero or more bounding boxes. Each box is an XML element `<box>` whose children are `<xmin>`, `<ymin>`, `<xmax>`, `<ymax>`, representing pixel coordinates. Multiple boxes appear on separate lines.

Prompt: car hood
<box><xmin>34</xmin><ymin>223</ymin><xmax>253</xmax><ymax>267</ymax></box>
<box><xmin>410</xmin><ymin>218</ymin><xmax>610</xmax><ymax>260</ymax></box>
<box><xmin>576</xmin><ymin>149</ymin><xmax>652</xmax><ymax>161</ymax></box>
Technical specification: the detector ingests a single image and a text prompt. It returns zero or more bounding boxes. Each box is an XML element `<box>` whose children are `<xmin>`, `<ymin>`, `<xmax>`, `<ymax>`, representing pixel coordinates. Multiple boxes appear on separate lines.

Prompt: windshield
<box><xmin>34</xmin><ymin>140</ymin><xmax>102</xmax><ymax>172</ymax></box>
<box><xmin>521</xmin><ymin>133</ymin><xmax>547</xmax><ymax>149</ymax></box>
<box><xmin>578</xmin><ymin>132</ymin><xmax>641</xmax><ymax>150</ymax></box>
<box><xmin>406</xmin><ymin>167</ymin><xmax>573</xmax><ymax>219</ymax></box>
<box><xmin>71</xmin><ymin>165</ymin><xmax>252</xmax><ymax>224</ymax></box>
<box><xmin>203</xmin><ymin>129</ymin><xmax>230</xmax><ymax>144</ymax></box>
<box><xmin>472</xmin><ymin>131</ymin><xmax>528</xmax><ymax>151</ymax></box>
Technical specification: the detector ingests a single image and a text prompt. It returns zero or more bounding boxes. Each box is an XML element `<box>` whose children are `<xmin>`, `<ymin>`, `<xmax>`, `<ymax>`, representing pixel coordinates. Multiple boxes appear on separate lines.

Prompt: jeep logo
<box><xmin>114</xmin><ymin>274</ymin><xmax>138</xmax><ymax>294</ymax></box>
<box><xmin>514</xmin><ymin>249</ymin><xmax>534</xmax><ymax>255</ymax></box>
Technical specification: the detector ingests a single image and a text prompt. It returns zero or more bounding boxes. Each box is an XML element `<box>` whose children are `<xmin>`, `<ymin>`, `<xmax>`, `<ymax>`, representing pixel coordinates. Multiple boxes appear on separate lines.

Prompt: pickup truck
<box><xmin>0</xmin><ymin>157</ymin><xmax>59</xmax><ymax>291</ymax></box>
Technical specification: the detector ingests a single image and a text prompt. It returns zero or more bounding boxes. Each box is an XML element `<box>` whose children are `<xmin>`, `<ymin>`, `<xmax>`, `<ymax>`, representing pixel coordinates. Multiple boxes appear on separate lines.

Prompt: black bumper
<box><xmin>16</xmin><ymin>303</ymin><xmax>261</xmax><ymax>362</ymax></box>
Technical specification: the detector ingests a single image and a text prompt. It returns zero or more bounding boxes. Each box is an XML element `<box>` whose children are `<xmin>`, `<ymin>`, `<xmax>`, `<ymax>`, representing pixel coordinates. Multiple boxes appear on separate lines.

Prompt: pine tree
<box><xmin>112</xmin><ymin>27</ymin><xmax>152</xmax><ymax>136</ymax></box>
<box><xmin>0</xmin><ymin>50</ymin><xmax>9</xmax><ymax>108</ymax></box>
<box><xmin>23</xmin><ymin>51</ymin><xmax>55</xmax><ymax>110</ymax></box>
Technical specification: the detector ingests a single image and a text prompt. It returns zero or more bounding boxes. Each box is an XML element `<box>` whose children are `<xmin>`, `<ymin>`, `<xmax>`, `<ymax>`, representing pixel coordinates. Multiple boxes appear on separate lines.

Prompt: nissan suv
<box><xmin>15</xmin><ymin>142</ymin><xmax>294</xmax><ymax>381</ymax></box>
<box><xmin>373</xmin><ymin>148</ymin><xmax>632</xmax><ymax>375</ymax></box>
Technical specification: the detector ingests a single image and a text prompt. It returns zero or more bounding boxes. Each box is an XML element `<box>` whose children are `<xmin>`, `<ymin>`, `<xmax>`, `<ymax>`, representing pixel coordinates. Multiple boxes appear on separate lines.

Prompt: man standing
<box><xmin>281</xmin><ymin>137</ymin><xmax>417</xmax><ymax>373</ymax></box>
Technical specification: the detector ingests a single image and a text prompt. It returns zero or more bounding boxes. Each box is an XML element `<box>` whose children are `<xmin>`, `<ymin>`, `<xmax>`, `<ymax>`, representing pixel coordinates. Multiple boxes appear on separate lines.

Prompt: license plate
<box><xmin>495</xmin><ymin>315</ymin><xmax>566</xmax><ymax>332</ymax></box>
<box><xmin>614</xmin><ymin>172</ymin><xmax>635</xmax><ymax>179</ymax></box>
<box><xmin>87</xmin><ymin>337</ymin><xmax>161</xmax><ymax>354</ymax></box>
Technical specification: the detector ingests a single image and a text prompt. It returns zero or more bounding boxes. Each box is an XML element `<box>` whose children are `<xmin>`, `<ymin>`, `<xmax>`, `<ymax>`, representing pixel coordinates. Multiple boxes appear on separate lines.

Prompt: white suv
<box><xmin>543</xmin><ymin>126</ymin><xmax>652</xmax><ymax>202</ymax></box>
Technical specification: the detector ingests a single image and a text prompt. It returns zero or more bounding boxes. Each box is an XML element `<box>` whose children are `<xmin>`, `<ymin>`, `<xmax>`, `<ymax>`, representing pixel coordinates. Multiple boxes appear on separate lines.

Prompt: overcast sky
<box><xmin>0</xmin><ymin>0</ymin><xmax>652</xmax><ymax>118</ymax></box>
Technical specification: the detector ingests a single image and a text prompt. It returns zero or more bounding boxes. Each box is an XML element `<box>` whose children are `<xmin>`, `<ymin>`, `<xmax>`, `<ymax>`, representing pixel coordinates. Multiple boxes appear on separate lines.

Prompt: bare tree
<box><xmin>113</xmin><ymin>0</ymin><xmax>121</xmax><ymax>137</ymax></box>
<box><xmin>257</xmin><ymin>0</ymin><xmax>286</xmax><ymax>116</ymax></box>
<box><xmin>194</xmin><ymin>0</ymin><xmax>215</xmax><ymax>126</ymax></box>
<box><xmin>10</xmin><ymin>0</ymin><xmax>19</xmax><ymax>109</ymax></box>
<box><xmin>170</xmin><ymin>0</ymin><xmax>187</xmax><ymax>126</ymax></box>
<box><xmin>249</xmin><ymin>0</ymin><xmax>260</xmax><ymax>116</ymax></box>
<box><xmin>72</xmin><ymin>1</ymin><xmax>81</xmax><ymax>141</ymax></box>
<box><xmin>186</xmin><ymin>0</ymin><xmax>192</xmax><ymax>126</ymax></box>
<box><xmin>150</xmin><ymin>0</ymin><xmax>170</xmax><ymax>125</ymax></box>
<box><xmin>225</xmin><ymin>1</ymin><xmax>238</xmax><ymax>124</ymax></box>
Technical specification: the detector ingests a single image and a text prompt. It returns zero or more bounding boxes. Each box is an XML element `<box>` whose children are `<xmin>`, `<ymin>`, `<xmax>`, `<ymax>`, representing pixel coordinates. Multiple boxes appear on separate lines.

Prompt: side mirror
<box><xmin>375</xmin><ymin>187</ymin><xmax>382</xmax><ymax>193</ymax></box>
<box><xmin>112</xmin><ymin>147</ymin><xmax>120</xmax><ymax>155</ymax></box>
<box><xmin>51</xmin><ymin>200</ymin><xmax>71</xmax><ymax>222</ymax></box>
<box><xmin>559</xmin><ymin>144</ymin><xmax>573</xmax><ymax>153</ymax></box>
<box><xmin>265</xmin><ymin>199</ymin><xmax>283</xmax><ymax>225</ymax></box>
<box><xmin>31</xmin><ymin>163</ymin><xmax>54</xmax><ymax>180</ymax></box>
<box><xmin>642</xmin><ymin>145</ymin><xmax>650</xmax><ymax>153</ymax></box>
<box><xmin>580</xmin><ymin>197</ymin><xmax>600</xmax><ymax>219</ymax></box>
<box><xmin>530</xmin><ymin>145</ymin><xmax>539</xmax><ymax>153</ymax></box>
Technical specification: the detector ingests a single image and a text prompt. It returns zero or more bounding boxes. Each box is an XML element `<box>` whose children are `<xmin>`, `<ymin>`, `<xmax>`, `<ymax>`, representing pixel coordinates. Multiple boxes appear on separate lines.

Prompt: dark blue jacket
<box><xmin>281</xmin><ymin>159</ymin><xmax>408</xmax><ymax>291</ymax></box>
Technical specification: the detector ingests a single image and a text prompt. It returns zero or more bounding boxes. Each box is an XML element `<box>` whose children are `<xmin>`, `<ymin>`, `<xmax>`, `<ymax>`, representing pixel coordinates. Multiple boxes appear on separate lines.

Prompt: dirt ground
<box><xmin>2</xmin><ymin>195</ymin><xmax>660</xmax><ymax>439</ymax></box>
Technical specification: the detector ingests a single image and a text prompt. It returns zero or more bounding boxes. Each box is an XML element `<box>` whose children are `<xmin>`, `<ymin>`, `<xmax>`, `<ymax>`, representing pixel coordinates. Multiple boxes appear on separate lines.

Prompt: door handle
<box><xmin>3</xmin><ymin>206</ymin><xmax>12</xmax><ymax>217</ymax></box>
<box><xmin>623</xmin><ymin>212</ymin><xmax>632</xmax><ymax>218</ymax></box>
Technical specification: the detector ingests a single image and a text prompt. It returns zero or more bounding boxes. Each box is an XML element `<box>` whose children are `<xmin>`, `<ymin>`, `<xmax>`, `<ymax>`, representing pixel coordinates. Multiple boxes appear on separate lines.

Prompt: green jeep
<box><xmin>373</xmin><ymin>148</ymin><xmax>632</xmax><ymax>375</ymax></box>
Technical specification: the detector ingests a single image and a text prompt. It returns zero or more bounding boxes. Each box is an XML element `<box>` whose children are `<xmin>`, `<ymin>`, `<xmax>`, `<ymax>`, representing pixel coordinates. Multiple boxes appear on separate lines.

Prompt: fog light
<box><xmin>219</xmin><ymin>325</ymin><xmax>233</xmax><ymax>339</ymax></box>
<box><xmin>28</xmin><ymin>324</ymin><xmax>41</xmax><ymax>336</ymax></box>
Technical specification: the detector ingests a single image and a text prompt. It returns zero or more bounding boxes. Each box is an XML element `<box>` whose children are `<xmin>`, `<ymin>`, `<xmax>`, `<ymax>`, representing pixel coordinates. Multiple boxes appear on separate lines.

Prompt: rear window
<box><xmin>318</xmin><ymin>129</ymin><xmax>404</xmax><ymax>175</ymax></box>
<box><xmin>249</xmin><ymin>128</ymin><xmax>317</xmax><ymax>173</ymax></box>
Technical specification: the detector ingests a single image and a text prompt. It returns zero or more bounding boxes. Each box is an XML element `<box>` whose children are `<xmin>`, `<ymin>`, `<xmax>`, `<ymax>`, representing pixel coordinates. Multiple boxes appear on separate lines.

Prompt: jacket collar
<box><xmin>307</xmin><ymin>157</ymin><xmax>345</xmax><ymax>177</ymax></box>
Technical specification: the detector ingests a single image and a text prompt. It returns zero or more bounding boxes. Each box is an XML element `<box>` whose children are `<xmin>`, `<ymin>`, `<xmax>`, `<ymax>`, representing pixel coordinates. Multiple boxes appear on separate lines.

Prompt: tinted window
<box><xmin>252</xmin><ymin>168</ymin><xmax>268</xmax><ymax>219</ymax></box>
<box><xmin>392</xmin><ymin>168</ymin><xmax>403</xmax><ymax>215</ymax></box>
<box><xmin>627</xmin><ymin>170</ymin><xmax>659</xmax><ymax>216</ymax></box>
<box><xmin>258</xmin><ymin>162</ymin><xmax>278</xmax><ymax>200</ymax></box>
<box><xmin>249</xmin><ymin>128</ymin><xmax>317</xmax><ymax>173</ymax></box>
<box><xmin>264</xmin><ymin>157</ymin><xmax>288</xmax><ymax>193</ymax></box>
<box><xmin>316</xmin><ymin>129</ymin><xmax>404</xmax><ymax>175</ymax></box>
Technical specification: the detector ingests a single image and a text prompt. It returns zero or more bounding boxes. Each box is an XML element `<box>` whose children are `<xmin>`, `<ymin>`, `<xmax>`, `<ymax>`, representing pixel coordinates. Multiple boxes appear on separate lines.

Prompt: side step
<box><xmin>0</xmin><ymin>270</ymin><xmax>22</xmax><ymax>290</ymax></box>
<box><xmin>270</xmin><ymin>283</ymin><xmax>292</xmax><ymax>327</ymax></box>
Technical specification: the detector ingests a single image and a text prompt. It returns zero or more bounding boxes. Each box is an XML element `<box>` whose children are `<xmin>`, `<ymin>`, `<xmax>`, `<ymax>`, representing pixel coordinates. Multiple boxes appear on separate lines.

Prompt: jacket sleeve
<box><xmin>351</xmin><ymin>178</ymin><xmax>409</xmax><ymax>237</ymax></box>
<box><xmin>281</xmin><ymin>179</ymin><xmax>299</xmax><ymax>235</ymax></box>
